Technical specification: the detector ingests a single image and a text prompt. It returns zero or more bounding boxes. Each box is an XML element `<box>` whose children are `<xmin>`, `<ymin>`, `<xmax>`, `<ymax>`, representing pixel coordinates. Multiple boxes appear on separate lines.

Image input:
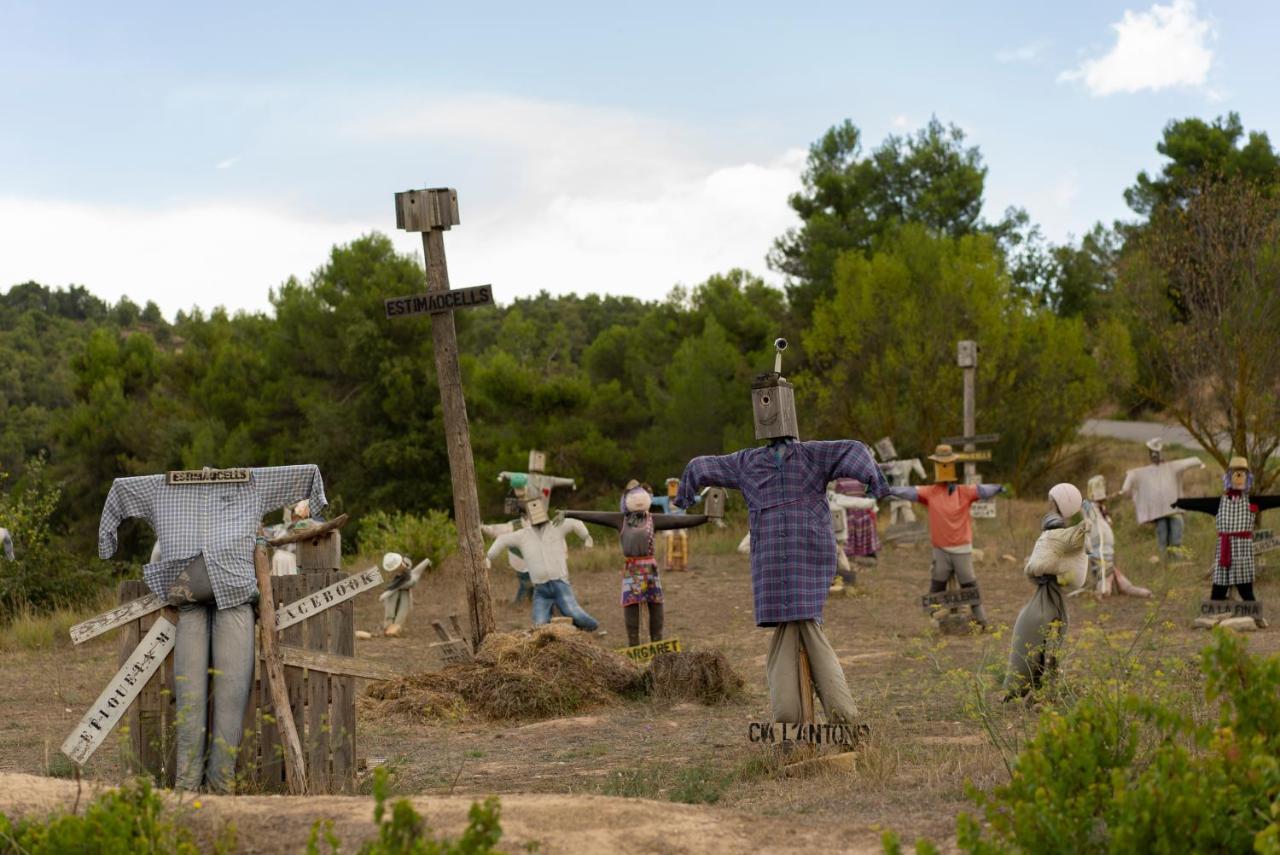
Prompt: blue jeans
<box><xmin>513</xmin><ymin>571</ymin><xmax>534</xmax><ymax>604</ymax></box>
<box><xmin>532</xmin><ymin>579</ymin><xmax>598</xmax><ymax>631</ymax></box>
<box><xmin>174</xmin><ymin>602</ymin><xmax>255</xmax><ymax>792</ymax></box>
<box><xmin>1155</xmin><ymin>515</ymin><xmax>1184</xmax><ymax>552</ymax></box>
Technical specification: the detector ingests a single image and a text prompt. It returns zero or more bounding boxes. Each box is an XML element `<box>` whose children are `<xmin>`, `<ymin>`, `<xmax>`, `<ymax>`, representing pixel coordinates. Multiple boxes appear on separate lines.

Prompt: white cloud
<box><xmin>996</xmin><ymin>40</ymin><xmax>1048</xmax><ymax>64</ymax></box>
<box><xmin>214</xmin><ymin>157</ymin><xmax>240</xmax><ymax>170</ymax></box>
<box><xmin>1059</xmin><ymin>0</ymin><xmax>1214</xmax><ymax>95</ymax></box>
<box><xmin>1052</xmin><ymin>172</ymin><xmax>1079</xmax><ymax>209</ymax></box>
<box><xmin>890</xmin><ymin>114</ymin><xmax>911</xmax><ymax>130</ymax></box>
<box><xmin>0</xmin><ymin>95</ymin><xmax>806</xmax><ymax>315</ymax></box>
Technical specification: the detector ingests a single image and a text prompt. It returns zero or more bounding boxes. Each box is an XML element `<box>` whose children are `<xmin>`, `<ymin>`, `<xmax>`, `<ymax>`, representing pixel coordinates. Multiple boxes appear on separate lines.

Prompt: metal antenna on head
<box><xmin>774</xmin><ymin>337</ymin><xmax>787</xmax><ymax>374</ymax></box>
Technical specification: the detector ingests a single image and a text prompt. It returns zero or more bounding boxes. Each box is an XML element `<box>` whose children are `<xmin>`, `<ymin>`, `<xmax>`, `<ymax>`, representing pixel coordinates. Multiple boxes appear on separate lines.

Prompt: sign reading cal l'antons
<box><xmin>384</xmin><ymin>285</ymin><xmax>494</xmax><ymax>319</ymax></box>
<box><xmin>616</xmin><ymin>637</ymin><xmax>682</xmax><ymax>664</ymax></box>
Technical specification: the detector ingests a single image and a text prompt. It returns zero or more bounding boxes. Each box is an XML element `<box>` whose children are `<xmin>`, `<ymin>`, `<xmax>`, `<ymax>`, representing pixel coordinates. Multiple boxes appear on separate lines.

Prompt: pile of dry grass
<box><xmin>362</xmin><ymin>623</ymin><xmax>644</xmax><ymax>723</ymax></box>
<box><xmin>643</xmin><ymin>650</ymin><xmax>744</xmax><ymax>704</ymax></box>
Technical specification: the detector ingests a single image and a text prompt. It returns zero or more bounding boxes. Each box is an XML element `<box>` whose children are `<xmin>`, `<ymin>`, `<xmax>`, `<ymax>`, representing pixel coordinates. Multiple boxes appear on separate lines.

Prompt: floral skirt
<box><xmin>621</xmin><ymin>556</ymin><xmax>664</xmax><ymax>606</ymax></box>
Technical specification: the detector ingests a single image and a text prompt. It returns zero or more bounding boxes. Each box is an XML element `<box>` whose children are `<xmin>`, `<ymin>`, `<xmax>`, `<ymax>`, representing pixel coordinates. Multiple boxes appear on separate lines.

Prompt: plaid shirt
<box><xmin>98</xmin><ymin>465</ymin><xmax>329</xmax><ymax>609</ymax></box>
<box><xmin>675</xmin><ymin>440</ymin><xmax>888</xmax><ymax>626</ymax></box>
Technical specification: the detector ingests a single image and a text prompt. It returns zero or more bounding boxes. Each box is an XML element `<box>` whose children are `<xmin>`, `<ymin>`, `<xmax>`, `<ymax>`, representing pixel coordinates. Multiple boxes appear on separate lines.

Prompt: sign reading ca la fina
<box><xmin>616</xmin><ymin>637</ymin><xmax>682</xmax><ymax>664</ymax></box>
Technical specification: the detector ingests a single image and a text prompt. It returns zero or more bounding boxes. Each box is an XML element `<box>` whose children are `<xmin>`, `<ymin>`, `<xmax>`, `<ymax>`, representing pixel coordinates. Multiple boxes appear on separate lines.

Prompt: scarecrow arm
<box><xmin>563</xmin><ymin>510</ymin><xmax>624</xmax><ymax>531</ymax></box>
<box><xmin>652</xmin><ymin>513</ymin><xmax>709</xmax><ymax>531</ymax></box>
<box><xmin>1173</xmin><ymin>497</ymin><xmax>1220</xmax><ymax>516</ymax></box>
<box><xmin>1252</xmin><ymin>495</ymin><xmax>1280</xmax><ymax>512</ymax></box>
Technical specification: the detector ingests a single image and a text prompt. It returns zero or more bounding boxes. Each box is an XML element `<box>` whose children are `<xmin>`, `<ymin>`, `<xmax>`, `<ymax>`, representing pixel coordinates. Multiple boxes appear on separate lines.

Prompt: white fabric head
<box><xmin>624</xmin><ymin>486</ymin><xmax>652</xmax><ymax>513</ymax></box>
<box><xmin>382</xmin><ymin>552</ymin><xmax>406</xmax><ymax>573</ymax></box>
<box><xmin>1048</xmin><ymin>483</ymin><xmax>1083</xmax><ymax>519</ymax></box>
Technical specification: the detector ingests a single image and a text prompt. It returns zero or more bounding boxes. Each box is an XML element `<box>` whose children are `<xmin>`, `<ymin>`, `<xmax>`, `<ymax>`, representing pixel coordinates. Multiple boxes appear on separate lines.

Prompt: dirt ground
<box><xmin>1</xmin><ymin>442</ymin><xmax>1276</xmax><ymax>852</ymax></box>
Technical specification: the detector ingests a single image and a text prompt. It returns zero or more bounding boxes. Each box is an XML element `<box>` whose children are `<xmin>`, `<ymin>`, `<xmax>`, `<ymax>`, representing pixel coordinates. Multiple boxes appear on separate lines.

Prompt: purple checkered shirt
<box><xmin>676</xmin><ymin>440</ymin><xmax>888</xmax><ymax>626</ymax></box>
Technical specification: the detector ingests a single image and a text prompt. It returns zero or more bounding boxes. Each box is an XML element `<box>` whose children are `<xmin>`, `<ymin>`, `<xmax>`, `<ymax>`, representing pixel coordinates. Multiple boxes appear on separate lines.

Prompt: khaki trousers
<box><xmin>766</xmin><ymin>620</ymin><xmax>858</xmax><ymax>724</ymax></box>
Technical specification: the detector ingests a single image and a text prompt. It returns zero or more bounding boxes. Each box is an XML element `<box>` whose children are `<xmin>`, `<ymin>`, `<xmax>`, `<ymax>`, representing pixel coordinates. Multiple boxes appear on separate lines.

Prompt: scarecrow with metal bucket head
<box><xmin>674</xmin><ymin>338</ymin><xmax>888</xmax><ymax>727</ymax></box>
<box><xmin>888</xmin><ymin>443</ymin><xmax>1004</xmax><ymax>629</ymax></box>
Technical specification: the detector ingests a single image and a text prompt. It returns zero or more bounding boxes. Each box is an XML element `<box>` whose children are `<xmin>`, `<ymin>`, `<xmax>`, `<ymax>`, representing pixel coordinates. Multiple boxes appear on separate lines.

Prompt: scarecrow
<box><xmin>485</xmin><ymin>496</ymin><xmax>600</xmax><ymax>632</ymax></box>
<box><xmin>1004</xmin><ymin>483</ymin><xmax>1089</xmax><ymax>699</ymax></box>
<box><xmin>378</xmin><ymin>552</ymin><xmax>431</xmax><ymax>637</ymax></box>
<box><xmin>98</xmin><ymin>465</ymin><xmax>328</xmax><ymax>793</ymax></box>
<box><xmin>675</xmin><ymin>338</ymin><xmax>888</xmax><ymax>726</ymax></box>
<box><xmin>566</xmin><ymin>481</ymin><xmax>709</xmax><ymax>646</ymax></box>
<box><xmin>1080</xmin><ymin>475</ymin><xmax>1150</xmax><ymax>598</ymax></box>
<box><xmin>1116</xmin><ymin>438</ymin><xmax>1204</xmax><ymax>558</ymax></box>
<box><xmin>1174</xmin><ymin>456</ymin><xmax>1280</xmax><ymax>621</ymax></box>
<box><xmin>827</xmin><ymin>481</ymin><xmax>877</xmax><ymax>592</ymax></box>
<box><xmin>875</xmin><ymin>438</ymin><xmax>928</xmax><ymax>527</ymax></box>
<box><xmin>888</xmin><ymin>444</ymin><xmax>1003</xmax><ymax>628</ymax></box>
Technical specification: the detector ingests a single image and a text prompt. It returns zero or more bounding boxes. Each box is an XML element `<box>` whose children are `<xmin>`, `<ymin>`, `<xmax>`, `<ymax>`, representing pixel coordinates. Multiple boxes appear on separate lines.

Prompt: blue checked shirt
<box><xmin>676</xmin><ymin>440</ymin><xmax>888</xmax><ymax>626</ymax></box>
<box><xmin>98</xmin><ymin>465</ymin><xmax>329</xmax><ymax>609</ymax></box>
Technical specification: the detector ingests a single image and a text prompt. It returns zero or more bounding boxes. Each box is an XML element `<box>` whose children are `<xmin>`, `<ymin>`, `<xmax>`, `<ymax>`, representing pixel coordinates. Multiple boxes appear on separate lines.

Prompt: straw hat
<box><xmin>1145</xmin><ymin>437</ymin><xmax>1164</xmax><ymax>453</ymax></box>
<box><xmin>382</xmin><ymin>552</ymin><xmax>407</xmax><ymax>573</ymax></box>
<box><xmin>1227</xmin><ymin>456</ymin><xmax>1250</xmax><ymax>471</ymax></box>
<box><xmin>928</xmin><ymin>444</ymin><xmax>960</xmax><ymax>463</ymax></box>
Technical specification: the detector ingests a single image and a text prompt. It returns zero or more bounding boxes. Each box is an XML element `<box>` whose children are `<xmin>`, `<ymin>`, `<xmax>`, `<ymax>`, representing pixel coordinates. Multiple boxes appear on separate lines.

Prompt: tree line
<box><xmin>1</xmin><ymin>111</ymin><xmax>1277</xmax><ymax>595</ymax></box>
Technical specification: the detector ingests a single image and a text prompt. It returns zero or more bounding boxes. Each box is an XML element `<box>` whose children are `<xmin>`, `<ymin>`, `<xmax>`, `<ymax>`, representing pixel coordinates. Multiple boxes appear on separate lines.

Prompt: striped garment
<box><xmin>844</xmin><ymin>508</ymin><xmax>880</xmax><ymax>557</ymax></box>
<box><xmin>676</xmin><ymin>439</ymin><xmax>888</xmax><ymax>625</ymax></box>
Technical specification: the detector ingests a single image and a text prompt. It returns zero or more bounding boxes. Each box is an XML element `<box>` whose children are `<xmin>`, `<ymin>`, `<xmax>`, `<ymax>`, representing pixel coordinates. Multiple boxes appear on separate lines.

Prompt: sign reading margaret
<box><xmin>616</xmin><ymin>637</ymin><xmax>682</xmax><ymax>664</ymax></box>
<box><xmin>384</xmin><ymin>284</ymin><xmax>494</xmax><ymax>319</ymax></box>
<box><xmin>275</xmin><ymin>567</ymin><xmax>383</xmax><ymax>631</ymax></box>
<box><xmin>167</xmin><ymin>467</ymin><xmax>250</xmax><ymax>485</ymax></box>
<box><xmin>747</xmin><ymin>721</ymin><xmax>867</xmax><ymax>747</ymax></box>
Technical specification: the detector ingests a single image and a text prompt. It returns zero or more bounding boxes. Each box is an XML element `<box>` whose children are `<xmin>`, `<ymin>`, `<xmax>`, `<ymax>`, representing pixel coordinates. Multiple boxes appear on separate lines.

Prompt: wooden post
<box><xmin>254</xmin><ymin>544</ymin><xmax>307</xmax><ymax>795</ymax></box>
<box><xmin>393</xmin><ymin>187</ymin><xmax>495</xmax><ymax>649</ymax></box>
<box><xmin>798</xmin><ymin>642</ymin><xmax>815</xmax><ymax>726</ymax></box>
<box><xmin>958</xmin><ymin>340</ymin><xmax>977</xmax><ymax>484</ymax></box>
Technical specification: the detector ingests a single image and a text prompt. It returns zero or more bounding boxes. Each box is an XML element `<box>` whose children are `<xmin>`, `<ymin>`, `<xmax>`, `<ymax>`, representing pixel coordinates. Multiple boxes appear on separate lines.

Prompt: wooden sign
<box><xmin>276</xmin><ymin>567</ymin><xmax>382</xmax><ymax>632</ymax></box>
<box><xmin>970</xmin><ymin>500</ymin><xmax>997</xmax><ymax>519</ymax></box>
<box><xmin>954</xmin><ymin>450</ymin><xmax>992</xmax><ymax>463</ymax></box>
<box><xmin>61</xmin><ymin>616</ymin><xmax>176</xmax><ymax>765</ymax></box>
<box><xmin>69</xmin><ymin>593</ymin><xmax>165</xmax><ymax>645</ymax></box>
<box><xmin>616</xmin><ymin>637</ymin><xmax>682</xmax><ymax>664</ymax></box>
<box><xmin>940</xmin><ymin>433</ymin><xmax>1000</xmax><ymax>446</ymax></box>
<box><xmin>166</xmin><ymin>468</ymin><xmax>250</xmax><ymax>485</ymax></box>
<box><xmin>384</xmin><ymin>285</ymin><xmax>493</xmax><ymax>319</ymax></box>
<box><xmin>747</xmin><ymin>721</ymin><xmax>866</xmax><ymax>747</ymax></box>
<box><xmin>921</xmin><ymin>587</ymin><xmax>981</xmax><ymax>611</ymax></box>
<box><xmin>1255</xmin><ymin>530</ymin><xmax>1278</xmax><ymax>555</ymax></box>
<box><xmin>1200</xmin><ymin>599</ymin><xmax>1264</xmax><ymax>619</ymax></box>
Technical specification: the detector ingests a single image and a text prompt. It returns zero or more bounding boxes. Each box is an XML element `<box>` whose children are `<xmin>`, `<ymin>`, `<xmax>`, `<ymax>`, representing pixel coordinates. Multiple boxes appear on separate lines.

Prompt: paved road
<box><xmin>1081</xmin><ymin>418</ymin><xmax>1212</xmax><ymax>452</ymax></box>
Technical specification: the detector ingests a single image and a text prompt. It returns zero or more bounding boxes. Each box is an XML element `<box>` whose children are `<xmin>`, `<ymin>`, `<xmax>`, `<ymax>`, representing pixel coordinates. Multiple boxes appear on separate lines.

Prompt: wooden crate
<box><xmin>118</xmin><ymin>552</ymin><xmax>357</xmax><ymax>793</ymax></box>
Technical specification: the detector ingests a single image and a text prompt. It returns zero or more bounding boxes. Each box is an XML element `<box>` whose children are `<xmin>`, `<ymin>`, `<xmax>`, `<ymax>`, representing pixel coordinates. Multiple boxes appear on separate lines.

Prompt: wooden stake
<box><xmin>798</xmin><ymin>641</ymin><xmax>816</xmax><ymax>726</ymax></box>
<box><xmin>255</xmin><ymin>544</ymin><xmax>307</xmax><ymax>795</ymax></box>
<box><xmin>419</xmin><ymin>224</ymin><xmax>494</xmax><ymax>649</ymax></box>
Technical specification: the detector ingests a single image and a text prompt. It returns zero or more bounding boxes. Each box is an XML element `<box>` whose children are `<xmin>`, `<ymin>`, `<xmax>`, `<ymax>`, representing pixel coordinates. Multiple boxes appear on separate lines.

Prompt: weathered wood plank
<box><xmin>298</xmin><ymin>532</ymin><xmax>342</xmax><ymax>572</ymax></box>
<box><xmin>275</xmin><ymin>567</ymin><xmax>382</xmax><ymax>632</ymax></box>
<box><xmin>331</xmin><ymin>596</ymin><xmax>356</xmax><ymax>793</ymax></box>
<box><xmin>270</xmin><ymin>645</ymin><xmax>402</xmax><ymax>681</ymax></box>
<box><xmin>63</xmin><ymin>616</ymin><xmax>176</xmax><ymax>766</ymax></box>
<box><xmin>71</xmin><ymin>592</ymin><xmax>166</xmax><ymax>645</ymax></box>
<box><xmin>267</xmin><ymin>514</ymin><xmax>349</xmax><ymax>547</ymax></box>
<box><xmin>256</xmin><ymin>546</ymin><xmax>307</xmax><ymax>794</ymax></box>
<box><xmin>305</xmin><ymin>573</ymin><xmax>332</xmax><ymax>788</ymax></box>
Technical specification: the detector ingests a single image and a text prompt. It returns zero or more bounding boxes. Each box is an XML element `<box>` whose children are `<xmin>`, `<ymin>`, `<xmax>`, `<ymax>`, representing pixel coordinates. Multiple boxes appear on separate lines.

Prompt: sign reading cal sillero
<box><xmin>384</xmin><ymin>285</ymin><xmax>494</xmax><ymax>319</ymax></box>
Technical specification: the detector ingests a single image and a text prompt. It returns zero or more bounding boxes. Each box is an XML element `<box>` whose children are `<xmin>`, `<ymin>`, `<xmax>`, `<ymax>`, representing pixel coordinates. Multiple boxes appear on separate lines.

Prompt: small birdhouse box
<box><xmin>703</xmin><ymin>487</ymin><xmax>726</xmax><ymax>519</ymax></box>
<box><xmin>528</xmin><ymin>450</ymin><xmax>547</xmax><ymax>473</ymax></box>
<box><xmin>394</xmin><ymin>188</ymin><xmax>460</xmax><ymax>232</ymax></box>
<box><xmin>957</xmin><ymin>340</ymin><xmax>977</xmax><ymax>368</ymax></box>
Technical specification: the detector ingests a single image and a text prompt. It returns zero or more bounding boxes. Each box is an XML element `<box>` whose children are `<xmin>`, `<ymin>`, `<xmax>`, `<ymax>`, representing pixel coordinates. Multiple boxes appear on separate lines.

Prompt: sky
<box><xmin>1</xmin><ymin>0</ymin><xmax>1276</xmax><ymax>317</ymax></box>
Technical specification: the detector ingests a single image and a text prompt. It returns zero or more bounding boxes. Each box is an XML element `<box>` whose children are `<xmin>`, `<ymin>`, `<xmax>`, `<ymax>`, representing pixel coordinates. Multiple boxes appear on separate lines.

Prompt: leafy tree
<box><xmin>802</xmin><ymin>224</ymin><xmax>1112</xmax><ymax>489</ymax></box>
<box><xmin>770</xmin><ymin>117</ymin><xmax>988</xmax><ymax>319</ymax></box>
<box><xmin>1125</xmin><ymin>113</ymin><xmax>1280</xmax><ymax>218</ymax></box>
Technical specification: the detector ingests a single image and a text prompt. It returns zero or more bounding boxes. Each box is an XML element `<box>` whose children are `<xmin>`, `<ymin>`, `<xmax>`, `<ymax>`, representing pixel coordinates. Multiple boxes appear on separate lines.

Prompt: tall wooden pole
<box><xmin>959</xmin><ymin>340</ymin><xmax>977</xmax><ymax>484</ymax></box>
<box><xmin>419</xmin><ymin>229</ymin><xmax>495</xmax><ymax>649</ymax></box>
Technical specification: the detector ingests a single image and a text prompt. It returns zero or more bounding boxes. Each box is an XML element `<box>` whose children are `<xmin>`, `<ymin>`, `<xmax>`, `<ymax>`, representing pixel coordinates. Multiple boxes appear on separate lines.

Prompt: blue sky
<box><xmin>1</xmin><ymin>1</ymin><xmax>1274</xmax><ymax>315</ymax></box>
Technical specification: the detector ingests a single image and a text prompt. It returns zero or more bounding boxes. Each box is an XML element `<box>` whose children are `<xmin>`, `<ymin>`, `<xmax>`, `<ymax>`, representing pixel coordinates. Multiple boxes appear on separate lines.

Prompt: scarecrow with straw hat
<box><xmin>378</xmin><ymin>552</ymin><xmax>431</xmax><ymax>637</ymax></box>
<box><xmin>1115</xmin><ymin>437</ymin><xmax>1204</xmax><ymax>559</ymax></box>
<box><xmin>1174</xmin><ymin>456</ymin><xmax>1280</xmax><ymax>627</ymax></box>
<box><xmin>888</xmin><ymin>443</ymin><xmax>1004</xmax><ymax>629</ymax></box>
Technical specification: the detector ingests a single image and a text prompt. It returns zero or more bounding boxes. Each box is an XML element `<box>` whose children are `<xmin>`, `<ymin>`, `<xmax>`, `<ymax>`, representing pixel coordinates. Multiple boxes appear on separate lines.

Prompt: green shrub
<box><xmin>0</xmin><ymin>457</ymin><xmax>118</xmax><ymax>618</ymax></box>
<box><xmin>901</xmin><ymin>630</ymin><xmax>1280</xmax><ymax>853</ymax></box>
<box><xmin>307</xmin><ymin>767</ymin><xmax>502</xmax><ymax>854</ymax></box>
<box><xmin>359</xmin><ymin>509</ymin><xmax>458</xmax><ymax>568</ymax></box>
<box><xmin>0</xmin><ymin>776</ymin><xmax>234</xmax><ymax>854</ymax></box>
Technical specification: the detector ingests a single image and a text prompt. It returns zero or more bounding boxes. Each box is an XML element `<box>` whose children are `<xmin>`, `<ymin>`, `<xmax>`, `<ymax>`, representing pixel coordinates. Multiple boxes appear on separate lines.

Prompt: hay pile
<box><xmin>643</xmin><ymin>650</ymin><xmax>745</xmax><ymax>704</ymax></box>
<box><xmin>363</xmin><ymin>623</ymin><xmax>644</xmax><ymax>722</ymax></box>
<box><xmin>363</xmin><ymin>626</ymin><xmax>745</xmax><ymax>723</ymax></box>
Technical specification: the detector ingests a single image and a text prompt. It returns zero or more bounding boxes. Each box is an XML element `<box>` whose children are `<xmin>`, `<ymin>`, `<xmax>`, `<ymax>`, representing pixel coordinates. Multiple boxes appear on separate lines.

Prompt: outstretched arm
<box><xmin>652</xmin><ymin>513</ymin><xmax>710</xmax><ymax>531</ymax></box>
<box><xmin>829</xmin><ymin>494</ymin><xmax>876</xmax><ymax>510</ymax></box>
<box><xmin>1251</xmin><ymin>495</ymin><xmax>1280</xmax><ymax>512</ymax></box>
<box><xmin>910</xmin><ymin>459</ymin><xmax>927</xmax><ymax>481</ymax></box>
<box><xmin>815</xmin><ymin>440</ymin><xmax>890</xmax><ymax>499</ymax></box>
<box><xmin>888</xmin><ymin>486</ymin><xmax>920</xmax><ymax>502</ymax></box>
<box><xmin>977</xmin><ymin>484</ymin><xmax>1003</xmax><ymax>500</ymax></box>
<box><xmin>542</xmin><ymin>475</ymin><xmax>576</xmax><ymax>490</ymax></box>
<box><xmin>562</xmin><ymin>517</ymin><xmax>594</xmax><ymax>548</ymax></box>
<box><xmin>1173</xmin><ymin>497</ymin><xmax>1220</xmax><ymax>515</ymax></box>
<box><xmin>675</xmin><ymin>452</ymin><xmax>744</xmax><ymax>509</ymax></box>
<box><xmin>562</xmin><ymin>510</ymin><xmax>624</xmax><ymax>531</ymax></box>
<box><xmin>98</xmin><ymin>476</ymin><xmax>162</xmax><ymax>559</ymax></box>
